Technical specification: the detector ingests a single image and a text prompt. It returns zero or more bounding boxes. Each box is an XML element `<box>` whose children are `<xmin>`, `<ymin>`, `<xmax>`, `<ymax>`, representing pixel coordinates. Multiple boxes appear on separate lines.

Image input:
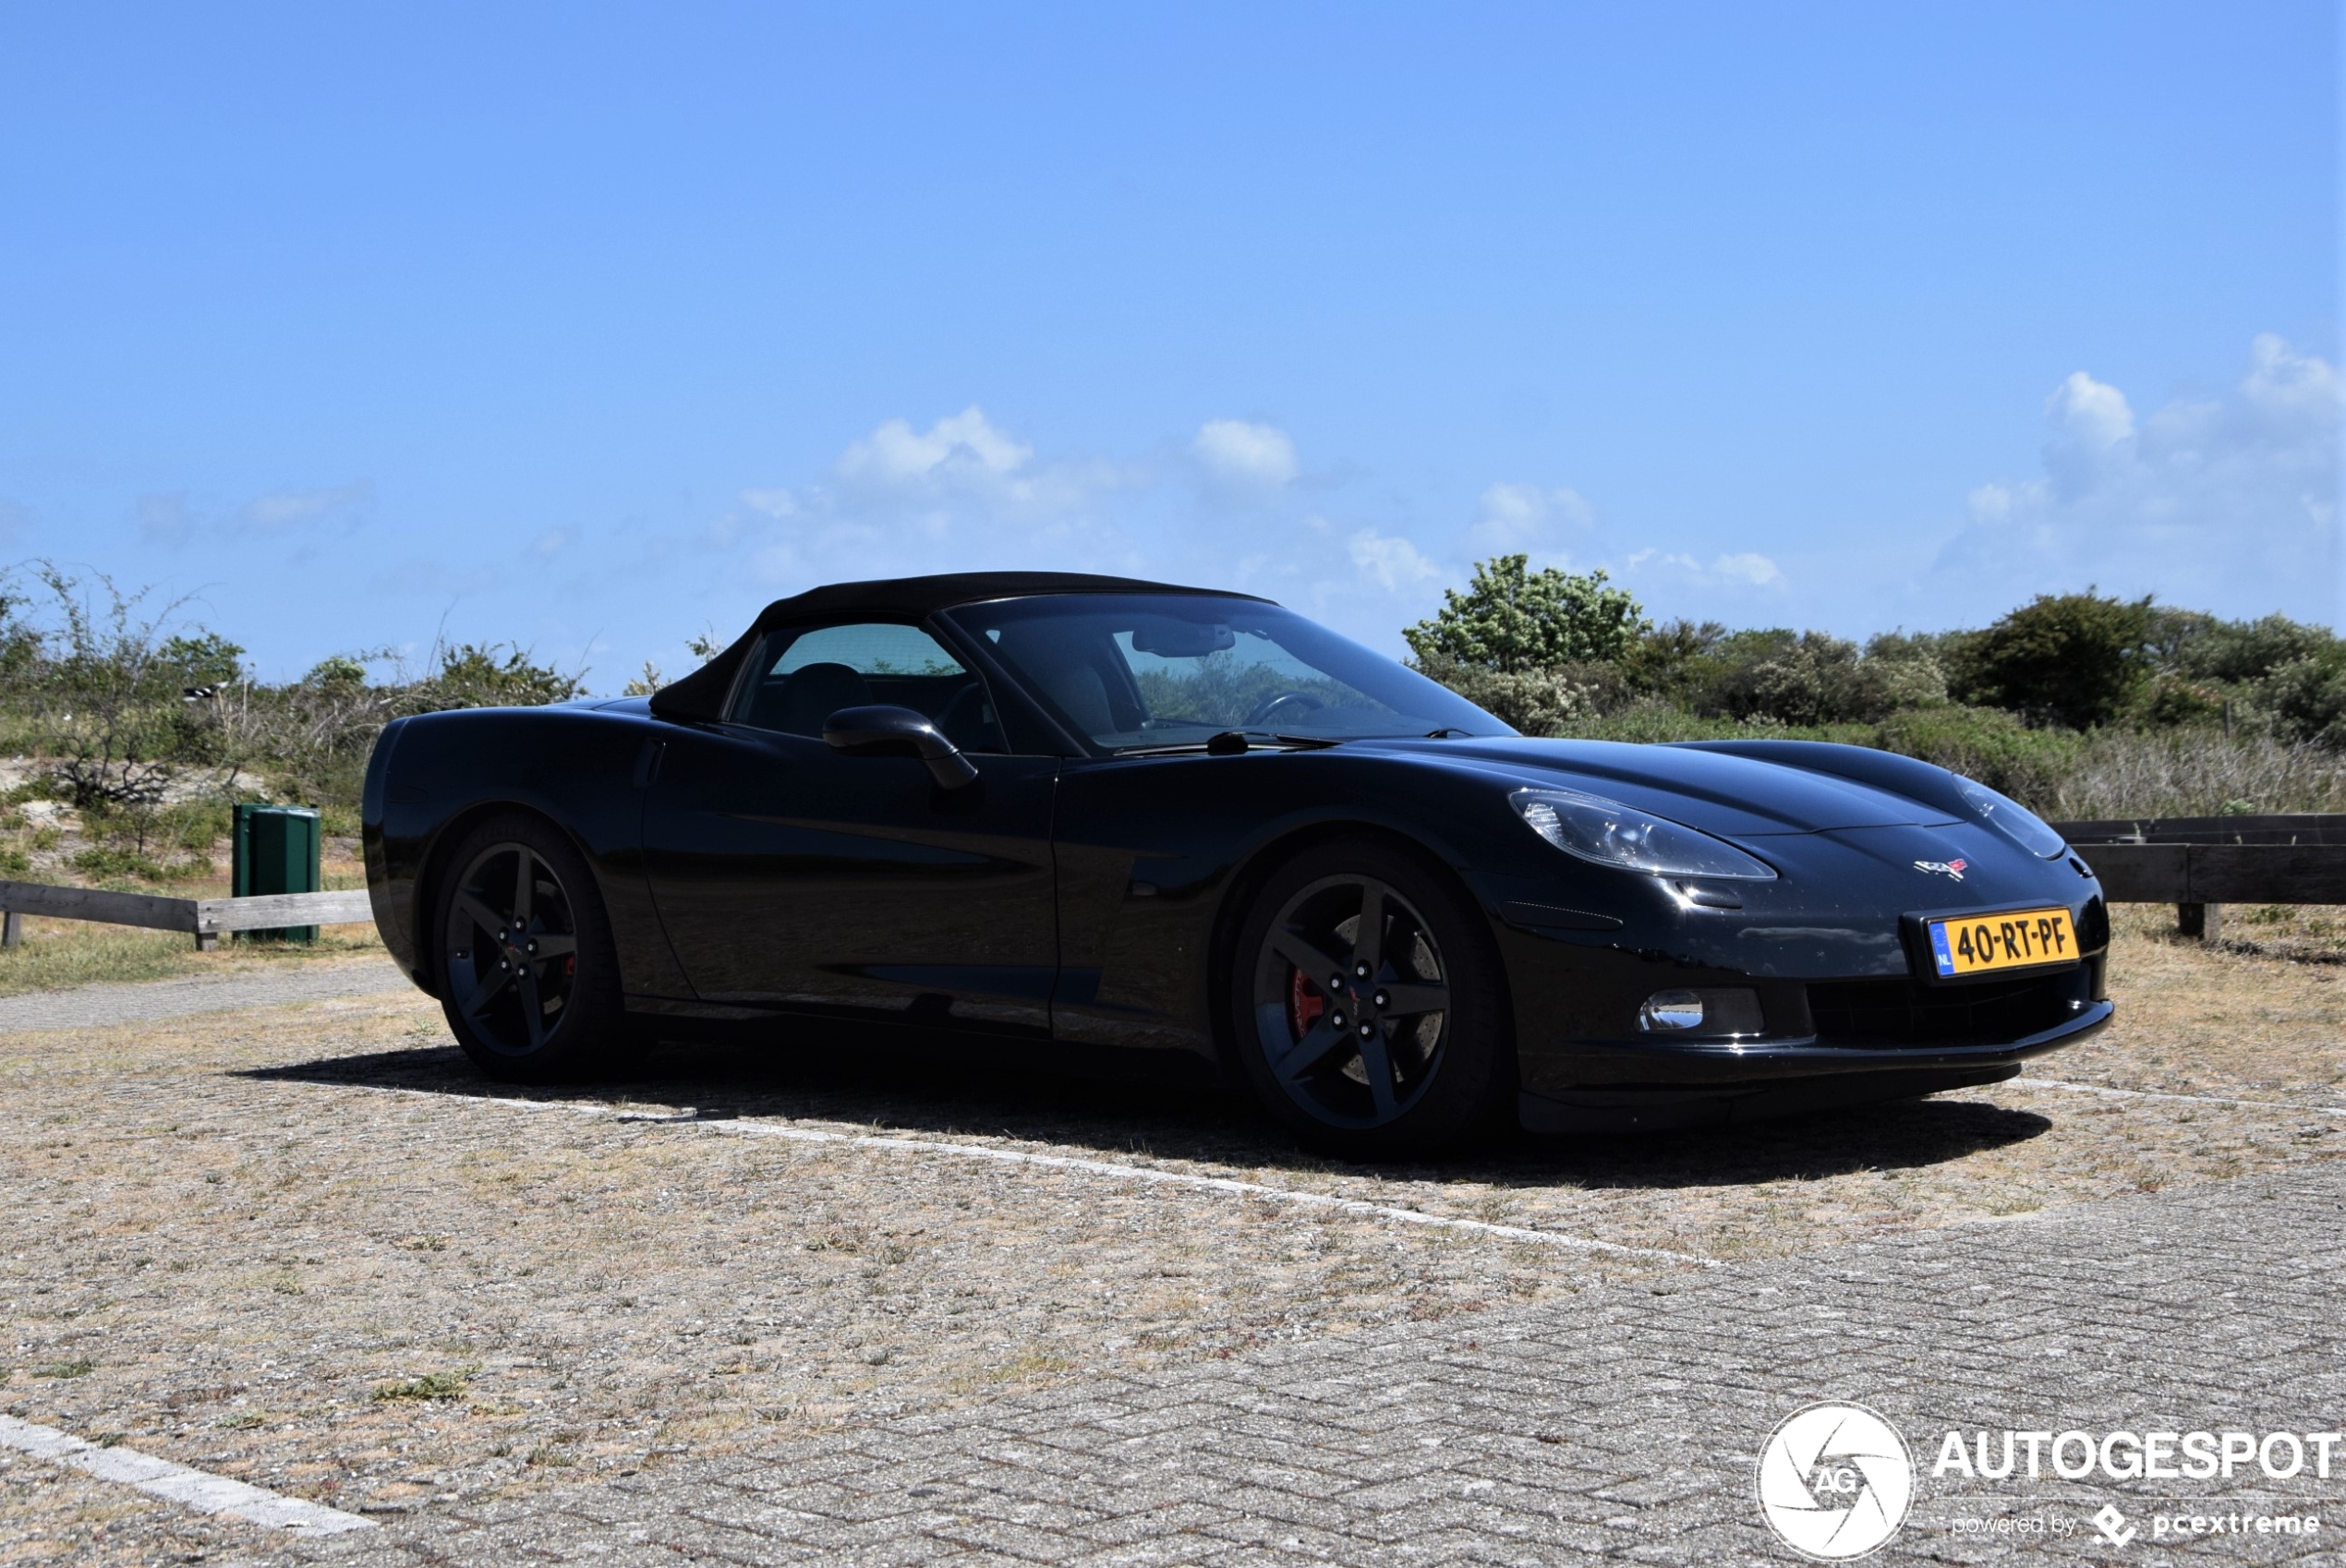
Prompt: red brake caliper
<box><xmin>1288</xmin><ymin>967</ymin><xmax>1326</xmax><ymax>1039</ymax></box>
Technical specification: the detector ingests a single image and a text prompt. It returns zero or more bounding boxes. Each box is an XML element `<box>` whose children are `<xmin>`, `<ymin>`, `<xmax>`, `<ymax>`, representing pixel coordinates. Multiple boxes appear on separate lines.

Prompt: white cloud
<box><xmin>1622</xmin><ymin>546</ymin><xmax>1784</xmax><ymax>589</ymax></box>
<box><xmin>242</xmin><ymin>482</ymin><xmax>372</xmax><ymax>533</ymax></box>
<box><xmin>2049</xmin><ymin>370</ymin><xmax>2134</xmax><ymax>450</ymax></box>
<box><xmin>836</xmin><ymin>405</ymin><xmax>1032</xmax><ymax>487</ymax></box>
<box><xmin>1711</xmin><ymin>551</ymin><xmax>1783</xmax><ymax>585</ymax></box>
<box><xmin>1936</xmin><ymin>334</ymin><xmax>2340</xmax><ymax>617</ymax></box>
<box><xmin>714</xmin><ymin>407</ymin><xmax>1139</xmax><ymax>593</ymax></box>
<box><xmin>1466</xmin><ymin>481</ymin><xmax>1596</xmax><ymax>560</ymax></box>
<box><xmin>1348</xmin><ymin>527</ymin><xmax>1443</xmax><ymax>592</ymax></box>
<box><xmin>1193</xmin><ymin>418</ymin><xmax>1299</xmax><ymax>489</ymax></box>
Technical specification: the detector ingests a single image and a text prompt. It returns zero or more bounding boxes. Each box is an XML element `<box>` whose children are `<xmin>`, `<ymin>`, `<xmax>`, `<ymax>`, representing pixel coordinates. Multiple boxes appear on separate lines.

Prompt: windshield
<box><xmin>941</xmin><ymin>593</ymin><xmax>1509</xmax><ymax>750</ymax></box>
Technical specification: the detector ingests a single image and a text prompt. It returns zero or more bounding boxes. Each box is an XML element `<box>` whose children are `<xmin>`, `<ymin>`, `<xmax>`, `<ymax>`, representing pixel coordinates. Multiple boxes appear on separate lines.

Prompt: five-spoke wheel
<box><xmin>446</xmin><ymin>841</ymin><xmax>580</xmax><ymax>1055</ymax></box>
<box><xmin>435</xmin><ymin>814</ymin><xmax>633</xmax><ymax>1081</ymax></box>
<box><xmin>1232</xmin><ymin>839</ymin><xmax>1511</xmax><ymax>1156</ymax></box>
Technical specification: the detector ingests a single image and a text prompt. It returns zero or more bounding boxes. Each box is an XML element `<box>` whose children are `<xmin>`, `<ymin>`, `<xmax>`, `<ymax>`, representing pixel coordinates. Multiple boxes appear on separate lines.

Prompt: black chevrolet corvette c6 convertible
<box><xmin>362</xmin><ymin>572</ymin><xmax>2110</xmax><ymax>1155</ymax></box>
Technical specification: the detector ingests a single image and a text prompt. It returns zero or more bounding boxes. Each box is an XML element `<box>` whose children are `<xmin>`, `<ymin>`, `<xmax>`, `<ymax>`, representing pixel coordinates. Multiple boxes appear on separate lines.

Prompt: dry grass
<box><xmin>0</xmin><ymin>918</ymin><xmax>381</xmax><ymax>998</ymax></box>
<box><xmin>2050</xmin><ymin>730</ymin><xmax>2346</xmax><ymax>819</ymax></box>
<box><xmin>0</xmin><ymin>919</ymin><xmax>2339</xmax><ymax>1534</ymax></box>
<box><xmin>0</xmin><ymin>826</ymin><xmax>378</xmax><ymax>998</ymax></box>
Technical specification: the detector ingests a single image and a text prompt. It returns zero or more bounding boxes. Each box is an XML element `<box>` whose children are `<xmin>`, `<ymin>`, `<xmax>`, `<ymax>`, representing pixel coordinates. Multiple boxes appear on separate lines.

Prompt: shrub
<box><xmin>2255</xmin><ymin>654</ymin><xmax>2346</xmax><ymax>749</ymax></box>
<box><xmin>1949</xmin><ymin>591</ymin><xmax>2155</xmax><ymax>730</ymax></box>
<box><xmin>1413</xmin><ymin>656</ymin><xmax>1591</xmax><ymax>737</ymax></box>
<box><xmin>2178</xmin><ymin>613</ymin><xmax>2341</xmax><ymax>686</ymax></box>
<box><xmin>1403</xmin><ymin>556</ymin><xmax>1649</xmax><ymax>673</ymax></box>
<box><xmin>12</xmin><ymin>565</ymin><xmax>224</xmax><ymax>807</ymax></box>
<box><xmin>1872</xmin><ymin>705</ymin><xmax>2083</xmax><ymax>807</ymax></box>
<box><xmin>1718</xmin><ymin>632</ymin><xmax>1947</xmax><ymax>726</ymax></box>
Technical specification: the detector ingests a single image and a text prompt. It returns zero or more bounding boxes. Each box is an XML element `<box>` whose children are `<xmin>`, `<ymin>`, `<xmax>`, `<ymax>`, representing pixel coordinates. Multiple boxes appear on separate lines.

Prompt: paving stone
<box><xmin>41</xmin><ymin>1147</ymin><xmax>2346</xmax><ymax>1564</ymax></box>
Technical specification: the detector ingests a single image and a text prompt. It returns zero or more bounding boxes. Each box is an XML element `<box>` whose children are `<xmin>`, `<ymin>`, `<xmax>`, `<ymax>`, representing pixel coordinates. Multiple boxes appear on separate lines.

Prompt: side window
<box><xmin>730</xmin><ymin>621</ymin><xmax>1005</xmax><ymax>752</ymax></box>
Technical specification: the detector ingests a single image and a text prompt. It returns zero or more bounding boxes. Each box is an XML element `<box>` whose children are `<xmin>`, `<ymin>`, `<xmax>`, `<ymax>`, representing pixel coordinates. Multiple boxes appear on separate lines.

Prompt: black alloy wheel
<box><xmin>437</xmin><ymin>814</ymin><xmax>633</xmax><ymax>1081</ymax></box>
<box><xmin>1232</xmin><ymin>839</ymin><xmax>1512</xmax><ymax>1157</ymax></box>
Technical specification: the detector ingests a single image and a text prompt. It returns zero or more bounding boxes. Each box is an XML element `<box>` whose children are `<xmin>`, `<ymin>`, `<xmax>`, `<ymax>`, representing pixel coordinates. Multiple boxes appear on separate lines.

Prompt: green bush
<box><xmin>1411</xmin><ymin>655</ymin><xmax>1592</xmax><ymax>737</ymax></box>
<box><xmin>1553</xmin><ymin>700</ymin><xmax>1876</xmax><ymax>747</ymax></box>
<box><xmin>0</xmin><ymin>563</ymin><xmax>587</xmax><ymax>833</ymax></box>
<box><xmin>1404</xmin><ymin>556</ymin><xmax>1648</xmax><ymax>673</ymax></box>
<box><xmin>2178</xmin><ymin>613</ymin><xmax>2340</xmax><ymax>686</ymax></box>
<box><xmin>2255</xmin><ymin>655</ymin><xmax>2346</xmax><ymax>749</ymax></box>
<box><xmin>71</xmin><ymin>845</ymin><xmax>175</xmax><ymax>883</ymax></box>
<box><xmin>1873</xmin><ymin>705</ymin><xmax>2083</xmax><ymax>807</ymax></box>
<box><xmin>1715</xmin><ymin>632</ymin><xmax>1948</xmax><ymax>727</ymax></box>
<box><xmin>1949</xmin><ymin>591</ymin><xmax>2156</xmax><ymax>730</ymax></box>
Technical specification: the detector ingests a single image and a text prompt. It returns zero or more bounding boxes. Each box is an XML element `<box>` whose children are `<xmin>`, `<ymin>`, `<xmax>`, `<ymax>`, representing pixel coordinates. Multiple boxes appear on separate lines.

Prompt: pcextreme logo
<box><xmin>1755</xmin><ymin>1402</ymin><xmax>1915</xmax><ymax>1561</ymax></box>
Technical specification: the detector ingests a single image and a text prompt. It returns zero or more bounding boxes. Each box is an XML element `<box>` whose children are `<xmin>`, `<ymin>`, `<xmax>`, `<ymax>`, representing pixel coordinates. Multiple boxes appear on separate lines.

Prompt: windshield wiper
<box><xmin>1112</xmin><ymin>730</ymin><xmax>1345</xmax><ymax>757</ymax></box>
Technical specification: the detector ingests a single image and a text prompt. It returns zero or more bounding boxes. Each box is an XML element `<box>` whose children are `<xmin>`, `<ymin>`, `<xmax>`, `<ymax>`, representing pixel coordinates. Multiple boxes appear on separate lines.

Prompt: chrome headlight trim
<box><xmin>1510</xmin><ymin>788</ymin><xmax>1779</xmax><ymax>881</ymax></box>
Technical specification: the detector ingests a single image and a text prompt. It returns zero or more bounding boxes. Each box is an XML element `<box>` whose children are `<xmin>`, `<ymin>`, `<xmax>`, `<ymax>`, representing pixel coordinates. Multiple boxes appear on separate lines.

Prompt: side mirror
<box><xmin>822</xmin><ymin>705</ymin><xmax>980</xmax><ymax>790</ymax></box>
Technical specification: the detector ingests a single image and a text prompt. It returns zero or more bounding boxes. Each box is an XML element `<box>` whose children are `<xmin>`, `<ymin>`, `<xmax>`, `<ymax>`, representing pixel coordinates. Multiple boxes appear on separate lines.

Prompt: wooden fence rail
<box><xmin>0</xmin><ymin>880</ymin><xmax>375</xmax><ymax>951</ymax></box>
<box><xmin>2050</xmin><ymin>814</ymin><xmax>2346</xmax><ymax>940</ymax></box>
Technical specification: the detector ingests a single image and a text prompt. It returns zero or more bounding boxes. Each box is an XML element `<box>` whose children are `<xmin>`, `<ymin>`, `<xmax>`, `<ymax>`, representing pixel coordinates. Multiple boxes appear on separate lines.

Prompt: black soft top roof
<box><xmin>648</xmin><ymin>572</ymin><xmax>1264</xmax><ymax>721</ymax></box>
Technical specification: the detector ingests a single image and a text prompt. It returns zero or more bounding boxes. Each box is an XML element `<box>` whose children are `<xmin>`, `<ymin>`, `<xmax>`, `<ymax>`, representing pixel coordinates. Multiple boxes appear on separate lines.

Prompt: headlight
<box><xmin>1510</xmin><ymin>788</ymin><xmax>1777</xmax><ymax>880</ymax></box>
<box><xmin>1956</xmin><ymin>779</ymin><xmax>2067</xmax><ymax>859</ymax></box>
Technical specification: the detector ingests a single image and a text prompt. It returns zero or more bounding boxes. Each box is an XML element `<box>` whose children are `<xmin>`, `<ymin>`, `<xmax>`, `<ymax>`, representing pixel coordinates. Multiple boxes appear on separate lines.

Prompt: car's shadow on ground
<box><xmin>240</xmin><ymin>1022</ymin><xmax>2054</xmax><ymax>1195</ymax></box>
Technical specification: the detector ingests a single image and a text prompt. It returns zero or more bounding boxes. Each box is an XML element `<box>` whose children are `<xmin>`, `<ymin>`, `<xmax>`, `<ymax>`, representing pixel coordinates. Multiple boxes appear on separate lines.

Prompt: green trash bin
<box><xmin>233</xmin><ymin>803</ymin><xmax>322</xmax><ymax>943</ymax></box>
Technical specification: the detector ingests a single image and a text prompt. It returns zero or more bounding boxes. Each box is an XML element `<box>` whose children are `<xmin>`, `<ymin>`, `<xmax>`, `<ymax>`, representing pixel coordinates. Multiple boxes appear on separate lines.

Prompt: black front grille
<box><xmin>1807</xmin><ymin>971</ymin><xmax>2084</xmax><ymax>1047</ymax></box>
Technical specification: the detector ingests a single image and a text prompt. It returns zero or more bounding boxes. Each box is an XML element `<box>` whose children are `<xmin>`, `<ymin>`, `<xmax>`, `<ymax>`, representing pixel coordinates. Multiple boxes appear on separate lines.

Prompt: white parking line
<box><xmin>702</xmin><ymin>1116</ymin><xmax>1722</xmax><ymax>1266</ymax></box>
<box><xmin>378</xmin><ymin>1086</ymin><xmax>1717</xmax><ymax>1267</ymax></box>
<box><xmin>2013</xmin><ymin>1076</ymin><xmax>2346</xmax><ymax>1118</ymax></box>
<box><xmin>0</xmin><ymin>1414</ymin><xmax>373</xmax><ymax>1534</ymax></box>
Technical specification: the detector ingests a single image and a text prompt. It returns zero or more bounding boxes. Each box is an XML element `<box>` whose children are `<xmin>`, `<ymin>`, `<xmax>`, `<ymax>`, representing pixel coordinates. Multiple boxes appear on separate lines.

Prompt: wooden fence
<box><xmin>0</xmin><ymin>880</ymin><xmax>375</xmax><ymax>951</ymax></box>
<box><xmin>2050</xmin><ymin>814</ymin><xmax>2346</xmax><ymax>940</ymax></box>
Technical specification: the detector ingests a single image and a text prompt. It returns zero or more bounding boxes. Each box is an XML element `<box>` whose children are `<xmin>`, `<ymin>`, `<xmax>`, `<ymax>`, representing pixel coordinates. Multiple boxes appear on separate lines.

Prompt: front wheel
<box><xmin>435</xmin><ymin>814</ymin><xmax>637</xmax><ymax>1083</ymax></box>
<box><xmin>1229</xmin><ymin>839</ymin><xmax>1514</xmax><ymax>1158</ymax></box>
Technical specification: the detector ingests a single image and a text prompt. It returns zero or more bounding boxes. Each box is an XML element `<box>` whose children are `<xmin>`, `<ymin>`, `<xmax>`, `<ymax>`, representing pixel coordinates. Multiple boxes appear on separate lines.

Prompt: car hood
<box><xmin>1359</xmin><ymin>737</ymin><xmax>1963</xmax><ymax>838</ymax></box>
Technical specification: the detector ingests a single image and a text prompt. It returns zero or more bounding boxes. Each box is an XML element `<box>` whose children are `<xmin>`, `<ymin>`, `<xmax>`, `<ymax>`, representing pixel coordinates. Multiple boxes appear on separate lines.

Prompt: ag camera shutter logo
<box><xmin>1756</xmin><ymin>1402</ymin><xmax>1915</xmax><ymax>1560</ymax></box>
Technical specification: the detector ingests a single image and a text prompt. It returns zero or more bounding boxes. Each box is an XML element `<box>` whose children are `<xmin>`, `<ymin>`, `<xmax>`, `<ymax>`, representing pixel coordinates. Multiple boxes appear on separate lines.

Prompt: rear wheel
<box><xmin>435</xmin><ymin>814</ymin><xmax>636</xmax><ymax>1082</ymax></box>
<box><xmin>1230</xmin><ymin>839</ymin><xmax>1513</xmax><ymax>1158</ymax></box>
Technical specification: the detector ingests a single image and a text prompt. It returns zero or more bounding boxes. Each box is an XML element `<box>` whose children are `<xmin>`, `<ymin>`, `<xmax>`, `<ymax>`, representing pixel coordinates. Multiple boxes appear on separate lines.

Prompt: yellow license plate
<box><xmin>1926</xmin><ymin>908</ymin><xmax>2078</xmax><ymax>978</ymax></box>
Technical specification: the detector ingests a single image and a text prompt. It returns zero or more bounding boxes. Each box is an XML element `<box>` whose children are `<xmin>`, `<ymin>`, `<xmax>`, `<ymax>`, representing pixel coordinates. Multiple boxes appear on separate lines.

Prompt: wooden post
<box><xmin>1</xmin><ymin>910</ymin><xmax>19</xmax><ymax>949</ymax></box>
<box><xmin>2176</xmin><ymin>903</ymin><xmax>2223</xmax><ymax>941</ymax></box>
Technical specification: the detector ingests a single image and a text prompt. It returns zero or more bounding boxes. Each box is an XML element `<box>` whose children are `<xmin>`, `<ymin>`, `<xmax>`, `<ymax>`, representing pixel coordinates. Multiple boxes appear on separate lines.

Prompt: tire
<box><xmin>433</xmin><ymin>814</ymin><xmax>637</xmax><ymax>1083</ymax></box>
<box><xmin>1228</xmin><ymin>838</ymin><xmax>1514</xmax><ymax>1158</ymax></box>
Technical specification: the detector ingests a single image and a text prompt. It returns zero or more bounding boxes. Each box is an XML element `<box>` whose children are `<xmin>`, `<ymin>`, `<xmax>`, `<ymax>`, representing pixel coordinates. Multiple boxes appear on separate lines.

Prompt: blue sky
<box><xmin>0</xmin><ymin>2</ymin><xmax>2336</xmax><ymax>688</ymax></box>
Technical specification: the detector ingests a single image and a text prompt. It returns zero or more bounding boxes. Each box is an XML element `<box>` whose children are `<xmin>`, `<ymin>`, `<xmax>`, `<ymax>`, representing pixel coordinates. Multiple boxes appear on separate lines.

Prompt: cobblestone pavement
<box><xmin>0</xmin><ymin>958</ymin><xmax>408</xmax><ymax>1033</ymax></box>
<box><xmin>241</xmin><ymin>1164</ymin><xmax>2341</xmax><ymax>1568</ymax></box>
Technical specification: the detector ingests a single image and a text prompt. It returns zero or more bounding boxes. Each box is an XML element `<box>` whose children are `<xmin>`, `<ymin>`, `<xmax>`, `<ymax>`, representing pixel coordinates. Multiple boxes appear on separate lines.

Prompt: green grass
<box><xmin>0</xmin><ymin>915</ymin><xmax>384</xmax><ymax>997</ymax></box>
<box><xmin>0</xmin><ymin>923</ymin><xmax>200</xmax><ymax>995</ymax></box>
<box><xmin>372</xmin><ymin>1365</ymin><xmax>477</xmax><ymax>1403</ymax></box>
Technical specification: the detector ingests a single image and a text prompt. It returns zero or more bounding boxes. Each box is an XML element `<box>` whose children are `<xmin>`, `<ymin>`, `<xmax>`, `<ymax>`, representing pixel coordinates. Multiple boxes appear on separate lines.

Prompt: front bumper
<box><xmin>1516</xmin><ymin>997</ymin><xmax>2110</xmax><ymax>1134</ymax></box>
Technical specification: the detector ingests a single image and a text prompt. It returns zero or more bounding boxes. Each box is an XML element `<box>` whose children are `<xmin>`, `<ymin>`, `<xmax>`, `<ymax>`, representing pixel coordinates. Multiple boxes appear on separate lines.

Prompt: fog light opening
<box><xmin>1639</xmin><ymin>989</ymin><xmax>1706</xmax><ymax>1031</ymax></box>
<box><xmin>1638</xmin><ymin>986</ymin><xmax>1767</xmax><ymax>1036</ymax></box>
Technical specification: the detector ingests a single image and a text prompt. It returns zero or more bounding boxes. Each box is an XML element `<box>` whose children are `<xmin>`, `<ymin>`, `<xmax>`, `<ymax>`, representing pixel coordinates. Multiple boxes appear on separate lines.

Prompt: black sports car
<box><xmin>362</xmin><ymin>573</ymin><xmax>2110</xmax><ymax>1155</ymax></box>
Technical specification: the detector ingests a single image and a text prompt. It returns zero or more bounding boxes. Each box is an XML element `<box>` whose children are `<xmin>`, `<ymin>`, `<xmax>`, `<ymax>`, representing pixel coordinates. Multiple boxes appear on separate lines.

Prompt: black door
<box><xmin>642</xmin><ymin>619</ymin><xmax>1059</xmax><ymax>1035</ymax></box>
